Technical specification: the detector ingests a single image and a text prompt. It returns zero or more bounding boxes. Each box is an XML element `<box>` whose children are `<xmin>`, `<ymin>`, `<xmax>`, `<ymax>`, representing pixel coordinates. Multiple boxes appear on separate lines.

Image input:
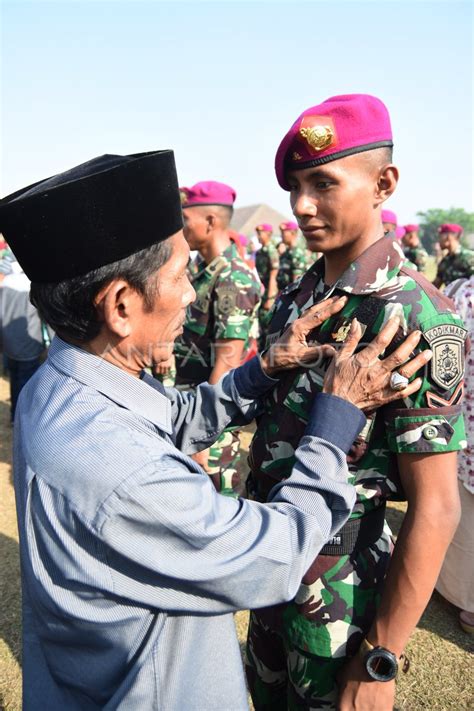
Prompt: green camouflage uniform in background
<box><xmin>245</xmin><ymin>236</ymin><xmax>467</xmax><ymax>710</ymax></box>
<box><xmin>403</xmin><ymin>245</ymin><xmax>429</xmax><ymax>273</ymax></box>
<box><xmin>435</xmin><ymin>245</ymin><xmax>474</xmax><ymax>287</ymax></box>
<box><xmin>277</xmin><ymin>244</ymin><xmax>311</xmax><ymax>292</ymax></box>
<box><xmin>256</xmin><ymin>243</ymin><xmax>280</xmax><ymax>347</ymax></box>
<box><xmin>174</xmin><ymin>241</ymin><xmax>261</xmax><ymax>497</ymax></box>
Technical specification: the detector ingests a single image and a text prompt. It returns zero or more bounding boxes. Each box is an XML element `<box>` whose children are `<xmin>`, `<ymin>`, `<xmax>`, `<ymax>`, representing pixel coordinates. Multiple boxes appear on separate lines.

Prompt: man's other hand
<box><xmin>260</xmin><ymin>296</ymin><xmax>347</xmax><ymax>376</ymax></box>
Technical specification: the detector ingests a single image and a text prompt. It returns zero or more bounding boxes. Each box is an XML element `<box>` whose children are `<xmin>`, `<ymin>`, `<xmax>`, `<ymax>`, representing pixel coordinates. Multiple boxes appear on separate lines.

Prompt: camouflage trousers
<box><xmin>245</xmin><ymin>525</ymin><xmax>393</xmax><ymax>710</ymax></box>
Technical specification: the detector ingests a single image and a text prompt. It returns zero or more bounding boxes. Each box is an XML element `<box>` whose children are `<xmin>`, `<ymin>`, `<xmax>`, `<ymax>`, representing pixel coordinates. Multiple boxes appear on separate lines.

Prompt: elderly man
<box><xmin>245</xmin><ymin>95</ymin><xmax>466</xmax><ymax>710</ymax></box>
<box><xmin>0</xmin><ymin>151</ymin><xmax>428</xmax><ymax>710</ymax></box>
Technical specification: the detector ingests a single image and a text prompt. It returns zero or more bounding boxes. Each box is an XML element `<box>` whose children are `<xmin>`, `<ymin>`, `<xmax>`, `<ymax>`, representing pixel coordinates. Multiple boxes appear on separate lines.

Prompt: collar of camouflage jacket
<box><xmin>305</xmin><ymin>235</ymin><xmax>406</xmax><ymax>296</ymax></box>
<box><xmin>197</xmin><ymin>240</ymin><xmax>237</xmax><ymax>278</ymax></box>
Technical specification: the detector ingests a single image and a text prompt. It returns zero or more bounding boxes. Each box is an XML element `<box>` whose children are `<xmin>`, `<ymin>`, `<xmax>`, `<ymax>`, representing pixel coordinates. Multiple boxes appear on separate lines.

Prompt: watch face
<box><xmin>365</xmin><ymin>648</ymin><xmax>398</xmax><ymax>682</ymax></box>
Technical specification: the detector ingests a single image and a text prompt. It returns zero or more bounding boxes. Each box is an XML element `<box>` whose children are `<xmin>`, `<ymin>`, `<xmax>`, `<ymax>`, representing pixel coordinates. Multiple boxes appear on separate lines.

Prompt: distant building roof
<box><xmin>231</xmin><ymin>203</ymin><xmax>292</xmax><ymax>237</ymax></box>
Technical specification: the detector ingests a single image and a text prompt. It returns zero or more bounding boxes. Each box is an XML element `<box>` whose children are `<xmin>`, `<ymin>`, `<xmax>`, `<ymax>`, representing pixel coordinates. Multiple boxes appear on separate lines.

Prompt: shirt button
<box><xmin>422</xmin><ymin>425</ymin><xmax>438</xmax><ymax>440</ymax></box>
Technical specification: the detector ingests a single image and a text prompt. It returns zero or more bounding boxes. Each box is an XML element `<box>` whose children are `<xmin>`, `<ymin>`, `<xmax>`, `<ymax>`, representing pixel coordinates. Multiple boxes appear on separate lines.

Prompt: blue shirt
<box><xmin>14</xmin><ymin>337</ymin><xmax>361</xmax><ymax>710</ymax></box>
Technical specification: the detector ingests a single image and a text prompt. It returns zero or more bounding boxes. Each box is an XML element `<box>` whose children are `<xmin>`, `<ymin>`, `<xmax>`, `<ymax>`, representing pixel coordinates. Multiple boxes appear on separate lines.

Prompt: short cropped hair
<box><xmin>30</xmin><ymin>239</ymin><xmax>172</xmax><ymax>343</ymax></box>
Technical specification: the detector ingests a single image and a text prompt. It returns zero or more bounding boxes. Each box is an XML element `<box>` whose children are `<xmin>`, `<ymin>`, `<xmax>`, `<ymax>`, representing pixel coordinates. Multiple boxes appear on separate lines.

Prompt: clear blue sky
<box><xmin>1</xmin><ymin>0</ymin><xmax>473</xmax><ymax>223</ymax></box>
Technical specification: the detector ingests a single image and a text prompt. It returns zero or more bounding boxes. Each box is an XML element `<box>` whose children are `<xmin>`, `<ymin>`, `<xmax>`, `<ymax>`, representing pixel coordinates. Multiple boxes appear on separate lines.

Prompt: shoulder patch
<box><xmin>423</xmin><ymin>324</ymin><xmax>468</xmax><ymax>390</ymax></box>
<box><xmin>217</xmin><ymin>285</ymin><xmax>238</xmax><ymax>314</ymax></box>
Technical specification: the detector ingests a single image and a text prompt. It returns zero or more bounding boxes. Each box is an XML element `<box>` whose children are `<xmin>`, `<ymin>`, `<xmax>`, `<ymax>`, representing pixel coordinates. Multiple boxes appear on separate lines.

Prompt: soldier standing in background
<box><xmin>402</xmin><ymin>224</ymin><xmax>429</xmax><ymax>273</ymax></box>
<box><xmin>174</xmin><ymin>181</ymin><xmax>261</xmax><ymax>497</ymax></box>
<box><xmin>254</xmin><ymin>222</ymin><xmax>279</xmax><ymax>347</ymax></box>
<box><xmin>277</xmin><ymin>220</ymin><xmax>310</xmax><ymax>291</ymax></box>
<box><xmin>434</xmin><ymin>223</ymin><xmax>474</xmax><ymax>288</ymax></box>
<box><xmin>245</xmin><ymin>94</ymin><xmax>465</xmax><ymax>710</ymax></box>
<box><xmin>381</xmin><ymin>208</ymin><xmax>397</xmax><ymax>234</ymax></box>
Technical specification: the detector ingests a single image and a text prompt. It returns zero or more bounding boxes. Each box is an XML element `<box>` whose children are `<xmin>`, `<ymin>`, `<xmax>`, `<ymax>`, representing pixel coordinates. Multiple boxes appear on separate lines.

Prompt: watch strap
<box><xmin>359</xmin><ymin>638</ymin><xmax>410</xmax><ymax>674</ymax></box>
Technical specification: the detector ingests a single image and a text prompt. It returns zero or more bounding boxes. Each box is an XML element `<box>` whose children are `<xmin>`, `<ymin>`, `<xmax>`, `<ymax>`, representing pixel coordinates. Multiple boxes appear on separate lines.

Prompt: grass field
<box><xmin>1</xmin><ymin>375</ymin><xmax>473</xmax><ymax>710</ymax></box>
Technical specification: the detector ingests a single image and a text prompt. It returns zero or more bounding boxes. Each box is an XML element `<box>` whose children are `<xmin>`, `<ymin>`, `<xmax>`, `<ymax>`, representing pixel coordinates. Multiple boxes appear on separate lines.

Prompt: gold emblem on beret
<box><xmin>299</xmin><ymin>125</ymin><xmax>334</xmax><ymax>152</ymax></box>
<box><xmin>180</xmin><ymin>190</ymin><xmax>188</xmax><ymax>205</ymax></box>
<box><xmin>292</xmin><ymin>151</ymin><xmax>303</xmax><ymax>161</ymax></box>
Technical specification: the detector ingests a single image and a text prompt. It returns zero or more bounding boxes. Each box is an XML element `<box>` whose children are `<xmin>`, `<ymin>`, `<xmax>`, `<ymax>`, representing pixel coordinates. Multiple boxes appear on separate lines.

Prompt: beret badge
<box><xmin>299</xmin><ymin>124</ymin><xmax>334</xmax><ymax>152</ymax></box>
<box><xmin>180</xmin><ymin>190</ymin><xmax>188</xmax><ymax>205</ymax></box>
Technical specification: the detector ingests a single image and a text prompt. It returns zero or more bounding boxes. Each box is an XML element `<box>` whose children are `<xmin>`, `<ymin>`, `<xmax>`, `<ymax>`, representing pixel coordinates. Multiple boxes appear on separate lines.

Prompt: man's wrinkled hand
<box><xmin>323</xmin><ymin>317</ymin><xmax>432</xmax><ymax>411</ymax></box>
<box><xmin>260</xmin><ymin>296</ymin><xmax>347</xmax><ymax>377</ymax></box>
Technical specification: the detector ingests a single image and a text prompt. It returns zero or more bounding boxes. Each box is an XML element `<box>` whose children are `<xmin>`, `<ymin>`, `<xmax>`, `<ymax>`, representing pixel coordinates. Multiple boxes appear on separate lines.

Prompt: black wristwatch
<box><xmin>359</xmin><ymin>638</ymin><xmax>410</xmax><ymax>682</ymax></box>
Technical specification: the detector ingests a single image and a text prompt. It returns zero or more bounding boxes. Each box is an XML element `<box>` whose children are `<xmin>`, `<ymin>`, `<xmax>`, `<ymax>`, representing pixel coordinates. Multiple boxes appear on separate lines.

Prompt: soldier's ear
<box><xmin>207</xmin><ymin>213</ymin><xmax>217</xmax><ymax>232</ymax></box>
<box><xmin>374</xmin><ymin>164</ymin><xmax>399</xmax><ymax>205</ymax></box>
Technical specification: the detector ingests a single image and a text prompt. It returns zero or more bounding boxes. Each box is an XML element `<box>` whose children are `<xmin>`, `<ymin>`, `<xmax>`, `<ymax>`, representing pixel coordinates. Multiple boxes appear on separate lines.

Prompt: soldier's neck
<box><xmin>323</xmin><ymin>230</ymin><xmax>384</xmax><ymax>285</ymax></box>
<box><xmin>199</xmin><ymin>232</ymin><xmax>231</xmax><ymax>265</ymax></box>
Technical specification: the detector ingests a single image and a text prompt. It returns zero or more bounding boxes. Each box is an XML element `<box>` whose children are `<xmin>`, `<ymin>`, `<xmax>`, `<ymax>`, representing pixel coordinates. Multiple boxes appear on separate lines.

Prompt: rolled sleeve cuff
<box><xmin>306</xmin><ymin>393</ymin><xmax>366</xmax><ymax>453</ymax></box>
<box><xmin>233</xmin><ymin>355</ymin><xmax>279</xmax><ymax>400</ymax></box>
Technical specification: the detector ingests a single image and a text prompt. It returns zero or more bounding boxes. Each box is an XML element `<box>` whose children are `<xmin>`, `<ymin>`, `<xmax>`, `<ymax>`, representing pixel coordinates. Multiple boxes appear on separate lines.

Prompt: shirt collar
<box><xmin>300</xmin><ymin>236</ymin><xmax>406</xmax><ymax>297</ymax></box>
<box><xmin>198</xmin><ymin>241</ymin><xmax>236</xmax><ymax>278</ymax></box>
<box><xmin>48</xmin><ymin>337</ymin><xmax>173</xmax><ymax>434</ymax></box>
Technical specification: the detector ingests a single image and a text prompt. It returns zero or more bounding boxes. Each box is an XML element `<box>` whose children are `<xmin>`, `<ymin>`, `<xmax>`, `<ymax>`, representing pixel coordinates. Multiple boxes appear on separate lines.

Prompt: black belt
<box><xmin>319</xmin><ymin>503</ymin><xmax>386</xmax><ymax>556</ymax></box>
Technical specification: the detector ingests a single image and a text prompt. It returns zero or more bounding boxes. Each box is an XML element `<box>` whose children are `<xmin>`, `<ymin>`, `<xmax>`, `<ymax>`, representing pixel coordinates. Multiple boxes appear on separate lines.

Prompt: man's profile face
<box><xmin>131</xmin><ymin>231</ymin><xmax>195</xmax><ymax>366</ymax></box>
<box><xmin>403</xmin><ymin>231</ymin><xmax>418</xmax><ymax>248</ymax></box>
<box><xmin>182</xmin><ymin>207</ymin><xmax>209</xmax><ymax>251</ymax></box>
<box><xmin>439</xmin><ymin>232</ymin><xmax>458</xmax><ymax>253</ymax></box>
<box><xmin>287</xmin><ymin>153</ymin><xmax>381</xmax><ymax>255</ymax></box>
<box><xmin>256</xmin><ymin>229</ymin><xmax>271</xmax><ymax>245</ymax></box>
<box><xmin>281</xmin><ymin>229</ymin><xmax>296</xmax><ymax>246</ymax></box>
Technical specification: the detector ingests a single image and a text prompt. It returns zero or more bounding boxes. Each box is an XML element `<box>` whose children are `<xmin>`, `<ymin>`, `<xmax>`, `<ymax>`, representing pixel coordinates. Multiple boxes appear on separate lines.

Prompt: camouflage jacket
<box><xmin>436</xmin><ymin>245</ymin><xmax>474</xmax><ymax>287</ymax></box>
<box><xmin>255</xmin><ymin>244</ymin><xmax>279</xmax><ymax>293</ymax></box>
<box><xmin>404</xmin><ymin>245</ymin><xmax>429</xmax><ymax>272</ymax></box>
<box><xmin>248</xmin><ymin>236</ymin><xmax>467</xmax><ymax>518</ymax></box>
<box><xmin>174</xmin><ymin>242</ymin><xmax>261</xmax><ymax>386</ymax></box>
<box><xmin>277</xmin><ymin>245</ymin><xmax>311</xmax><ymax>291</ymax></box>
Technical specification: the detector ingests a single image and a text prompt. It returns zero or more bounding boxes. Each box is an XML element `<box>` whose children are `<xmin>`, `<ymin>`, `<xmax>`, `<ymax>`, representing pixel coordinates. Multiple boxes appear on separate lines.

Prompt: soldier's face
<box><xmin>182</xmin><ymin>207</ymin><xmax>209</xmax><ymax>251</ymax></box>
<box><xmin>281</xmin><ymin>229</ymin><xmax>296</xmax><ymax>246</ymax></box>
<box><xmin>403</xmin><ymin>231</ymin><xmax>418</xmax><ymax>248</ymax></box>
<box><xmin>439</xmin><ymin>232</ymin><xmax>458</xmax><ymax>252</ymax></box>
<box><xmin>382</xmin><ymin>221</ymin><xmax>397</xmax><ymax>233</ymax></box>
<box><xmin>287</xmin><ymin>153</ymin><xmax>384</xmax><ymax>254</ymax></box>
<box><xmin>257</xmin><ymin>230</ymin><xmax>271</xmax><ymax>244</ymax></box>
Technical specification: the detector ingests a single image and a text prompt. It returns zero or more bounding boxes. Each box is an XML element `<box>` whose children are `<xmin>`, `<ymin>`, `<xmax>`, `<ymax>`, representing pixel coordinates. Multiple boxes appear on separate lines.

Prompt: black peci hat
<box><xmin>0</xmin><ymin>150</ymin><xmax>183</xmax><ymax>283</ymax></box>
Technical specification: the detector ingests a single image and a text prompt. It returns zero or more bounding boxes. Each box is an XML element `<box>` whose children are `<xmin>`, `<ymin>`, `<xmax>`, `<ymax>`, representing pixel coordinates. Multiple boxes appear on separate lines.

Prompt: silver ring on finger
<box><xmin>390</xmin><ymin>371</ymin><xmax>409</xmax><ymax>392</ymax></box>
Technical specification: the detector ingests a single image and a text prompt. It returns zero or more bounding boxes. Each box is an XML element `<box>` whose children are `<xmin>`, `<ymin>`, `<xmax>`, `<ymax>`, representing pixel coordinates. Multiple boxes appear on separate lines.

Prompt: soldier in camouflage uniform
<box><xmin>434</xmin><ymin>223</ymin><xmax>474</xmax><ymax>288</ymax></box>
<box><xmin>277</xmin><ymin>220</ymin><xmax>311</xmax><ymax>292</ymax></box>
<box><xmin>402</xmin><ymin>224</ymin><xmax>429</xmax><ymax>273</ymax></box>
<box><xmin>174</xmin><ymin>181</ymin><xmax>261</xmax><ymax>497</ymax></box>
<box><xmin>255</xmin><ymin>223</ymin><xmax>280</xmax><ymax>348</ymax></box>
<box><xmin>245</xmin><ymin>95</ymin><xmax>466</xmax><ymax>710</ymax></box>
